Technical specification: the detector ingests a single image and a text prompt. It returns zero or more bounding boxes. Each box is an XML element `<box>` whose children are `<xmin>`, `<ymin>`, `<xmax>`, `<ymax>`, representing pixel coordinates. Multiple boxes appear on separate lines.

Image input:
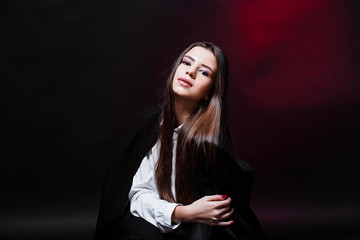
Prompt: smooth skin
<box><xmin>172</xmin><ymin>46</ymin><xmax>217</xmax><ymax>125</ymax></box>
<box><xmin>172</xmin><ymin>195</ymin><xmax>234</xmax><ymax>226</ymax></box>
<box><xmin>171</xmin><ymin>46</ymin><xmax>234</xmax><ymax>227</ymax></box>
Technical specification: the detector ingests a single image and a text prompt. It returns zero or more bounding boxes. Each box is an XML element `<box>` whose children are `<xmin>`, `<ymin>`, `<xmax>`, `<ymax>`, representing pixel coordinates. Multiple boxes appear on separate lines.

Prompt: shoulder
<box><xmin>135</xmin><ymin>104</ymin><xmax>162</xmax><ymax>118</ymax></box>
<box><xmin>128</xmin><ymin>104</ymin><xmax>162</xmax><ymax>133</ymax></box>
<box><xmin>115</xmin><ymin>104</ymin><xmax>161</xmax><ymax>153</ymax></box>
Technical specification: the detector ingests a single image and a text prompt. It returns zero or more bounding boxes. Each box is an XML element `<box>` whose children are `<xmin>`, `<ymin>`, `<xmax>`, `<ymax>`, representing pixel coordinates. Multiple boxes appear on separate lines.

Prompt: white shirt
<box><xmin>128</xmin><ymin>125</ymin><xmax>182</xmax><ymax>233</ymax></box>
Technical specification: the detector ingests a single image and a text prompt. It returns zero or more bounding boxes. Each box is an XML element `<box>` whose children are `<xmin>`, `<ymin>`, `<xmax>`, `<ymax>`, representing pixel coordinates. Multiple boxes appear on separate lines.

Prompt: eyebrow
<box><xmin>184</xmin><ymin>55</ymin><xmax>214</xmax><ymax>73</ymax></box>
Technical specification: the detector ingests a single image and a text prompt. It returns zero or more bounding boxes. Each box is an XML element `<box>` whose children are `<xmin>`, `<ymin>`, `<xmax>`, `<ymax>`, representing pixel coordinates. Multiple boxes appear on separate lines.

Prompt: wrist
<box><xmin>172</xmin><ymin>205</ymin><xmax>191</xmax><ymax>223</ymax></box>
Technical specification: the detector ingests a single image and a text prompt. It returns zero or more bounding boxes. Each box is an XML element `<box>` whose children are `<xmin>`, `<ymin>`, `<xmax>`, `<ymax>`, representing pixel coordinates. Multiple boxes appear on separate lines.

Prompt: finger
<box><xmin>207</xmin><ymin>194</ymin><xmax>228</xmax><ymax>201</ymax></box>
<box><xmin>216</xmin><ymin>220</ymin><xmax>235</xmax><ymax>227</ymax></box>
<box><xmin>218</xmin><ymin>207</ymin><xmax>234</xmax><ymax>220</ymax></box>
<box><xmin>216</xmin><ymin>204</ymin><xmax>231</xmax><ymax>215</ymax></box>
<box><xmin>215</xmin><ymin>197</ymin><xmax>232</xmax><ymax>209</ymax></box>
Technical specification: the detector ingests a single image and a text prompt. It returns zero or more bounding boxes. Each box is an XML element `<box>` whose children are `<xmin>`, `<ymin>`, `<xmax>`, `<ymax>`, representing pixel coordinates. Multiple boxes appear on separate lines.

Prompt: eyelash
<box><xmin>182</xmin><ymin>60</ymin><xmax>191</xmax><ymax>66</ymax></box>
<box><xmin>181</xmin><ymin>60</ymin><xmax>209</xmax><ymax>77</ymax></box>
<box><xmin>199</xmin><ymin>70</ymin><xmax>209</xmax><ymax>76</ymax></box>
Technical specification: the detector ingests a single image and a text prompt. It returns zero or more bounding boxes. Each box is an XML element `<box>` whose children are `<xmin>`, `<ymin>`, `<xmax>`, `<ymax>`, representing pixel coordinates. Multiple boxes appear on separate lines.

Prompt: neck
<box><xmin>174</xmin><ymin>96</ymin><xmax>199</xmax><ymax>125</ymax></box>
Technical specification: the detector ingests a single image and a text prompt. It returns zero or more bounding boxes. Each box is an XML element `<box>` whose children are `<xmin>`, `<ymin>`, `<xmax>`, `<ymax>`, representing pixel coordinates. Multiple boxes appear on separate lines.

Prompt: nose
<box><xmin>186</xmin><ymin>68</ymin><xmax>196</xmax><ymax>79</ymax></box>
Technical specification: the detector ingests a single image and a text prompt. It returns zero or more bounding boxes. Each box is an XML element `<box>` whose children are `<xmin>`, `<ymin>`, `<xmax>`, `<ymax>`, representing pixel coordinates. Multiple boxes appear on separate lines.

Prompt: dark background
<box><xmin>1</xmin><ymin>0</ymin><xmax>360</xmax><ymax>239</ymax></box>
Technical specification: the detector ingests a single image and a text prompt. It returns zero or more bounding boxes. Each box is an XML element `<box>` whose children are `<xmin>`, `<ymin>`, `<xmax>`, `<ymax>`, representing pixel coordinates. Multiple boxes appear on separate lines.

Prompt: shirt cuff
<box><xmin>155</xmin><ymin>202</ymin><xmax>181</xmax><ymax>233</ymax></box>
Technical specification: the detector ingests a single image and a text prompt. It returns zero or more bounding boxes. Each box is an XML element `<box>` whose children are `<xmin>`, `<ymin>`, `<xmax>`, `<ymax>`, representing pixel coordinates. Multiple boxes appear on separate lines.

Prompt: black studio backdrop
<box><xmin>1</xmin><ymin>1</ymin><xmax>161</xmax><ymax>239</ymax></box>
<box><xmin>1</xmin><ymin>1</ymin><xmax>231</xmax><ymax>239</ymax></box>
<box><xmin>2</xmin><ymin>1</ymin><xmax>360</xmax><ymax>240</ymax></box>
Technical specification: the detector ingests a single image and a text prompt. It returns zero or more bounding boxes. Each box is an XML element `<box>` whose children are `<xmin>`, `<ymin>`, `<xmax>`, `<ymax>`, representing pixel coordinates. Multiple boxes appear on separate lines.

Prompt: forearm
<box><xmin>130</xmin><ymin>191</ymin><xmax>181</xmax><ymax>232</ymax></box>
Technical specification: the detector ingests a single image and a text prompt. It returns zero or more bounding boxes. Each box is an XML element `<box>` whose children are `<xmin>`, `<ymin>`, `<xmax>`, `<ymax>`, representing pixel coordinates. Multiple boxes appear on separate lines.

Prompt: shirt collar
<box><xmin>174</xmin><ymin>123</ymin><xmax>183</xmax><ymax>133</ymax></box>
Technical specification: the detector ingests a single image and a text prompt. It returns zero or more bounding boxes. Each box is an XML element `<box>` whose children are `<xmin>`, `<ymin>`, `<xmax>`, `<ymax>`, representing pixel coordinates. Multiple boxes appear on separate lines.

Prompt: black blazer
<box><xmin>94</xmin><ymin>105</ymin><xmax>267</xmax><ymax>240</ymax></box>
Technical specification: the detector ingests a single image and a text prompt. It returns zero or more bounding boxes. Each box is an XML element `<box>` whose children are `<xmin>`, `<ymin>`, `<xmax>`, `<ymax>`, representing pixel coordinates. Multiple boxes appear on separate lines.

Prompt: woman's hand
<box><xmin>171</xmin><ymin>195</ymin><xmax>234</xmax><ymax>226</ymax></box>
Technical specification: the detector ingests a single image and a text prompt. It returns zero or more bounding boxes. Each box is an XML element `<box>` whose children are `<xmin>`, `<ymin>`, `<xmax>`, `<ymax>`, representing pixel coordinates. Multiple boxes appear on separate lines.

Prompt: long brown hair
<box><xmin>155</xmin><ymin>42</ymin><xmax>231</xmax><ymax>204</ymax></box>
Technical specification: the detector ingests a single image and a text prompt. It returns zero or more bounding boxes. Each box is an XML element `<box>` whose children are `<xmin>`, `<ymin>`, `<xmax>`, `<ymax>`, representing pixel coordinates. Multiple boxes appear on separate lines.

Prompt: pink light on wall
<box><xmin>226</xmin><ymin>0</ymin><xmax>358</xmax><ymax>110</ymax></box>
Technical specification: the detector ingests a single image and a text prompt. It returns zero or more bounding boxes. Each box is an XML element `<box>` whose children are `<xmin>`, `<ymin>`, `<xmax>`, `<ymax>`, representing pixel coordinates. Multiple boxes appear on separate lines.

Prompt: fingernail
<box><xmin>222</xmin><ymin>195</ymin><xmax>227</xmax><ymax>199</ymax></box>
<box><xmin>231</xmin><ymin>221</ymin><xmax>235</xmax><ymax>224</ymax></box>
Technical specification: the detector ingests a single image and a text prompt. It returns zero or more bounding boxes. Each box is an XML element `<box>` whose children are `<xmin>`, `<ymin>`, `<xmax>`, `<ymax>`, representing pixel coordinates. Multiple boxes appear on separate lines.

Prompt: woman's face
<box><xmin>172</xmin><ymin>46</ymin><xmax>217</xmax><ymax>103</ymax></box>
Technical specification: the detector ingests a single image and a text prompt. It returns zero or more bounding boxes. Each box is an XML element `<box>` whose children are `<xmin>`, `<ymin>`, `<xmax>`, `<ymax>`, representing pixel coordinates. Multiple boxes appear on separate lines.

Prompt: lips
<box><xmin>178</xmin><ymin>78</ymin><xmax>193</xmax><ymax>87</ymax></box>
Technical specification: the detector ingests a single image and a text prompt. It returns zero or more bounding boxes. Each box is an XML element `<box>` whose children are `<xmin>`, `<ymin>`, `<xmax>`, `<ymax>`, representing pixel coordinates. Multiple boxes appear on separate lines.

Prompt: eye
<box><xmin>199</xmin><ymin>69</ymin><xmax>209</xmax><ymax>77</ymax></box>
<box><xmin>181</xmin><ymin>60</ymin><xmax>191</xmax><ymax>66</ymax></box>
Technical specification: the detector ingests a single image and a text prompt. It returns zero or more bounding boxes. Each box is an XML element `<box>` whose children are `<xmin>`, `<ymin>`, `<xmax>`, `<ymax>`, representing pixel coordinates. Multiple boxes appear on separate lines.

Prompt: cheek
<box><xmin>203</xmin><ymin>78</ymin><xmax>213</xmax><ymax>92</ymax></box>
<box><xmin>172</xmin><ymin>71</ymin><xmax>179</xmax><ymax>89</ymax></box>
<box><xmin>196</xmin><ymin>79</ymin><xmax>213</xmax><ymax>97</ymax></box>
<box><xmin>173</xmin><ymin>66</ymin><xmax>182</xmax><ymax>80</ymax></box>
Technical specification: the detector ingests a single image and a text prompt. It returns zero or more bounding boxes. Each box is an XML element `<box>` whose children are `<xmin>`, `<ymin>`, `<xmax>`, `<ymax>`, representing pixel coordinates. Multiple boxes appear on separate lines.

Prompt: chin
<box><xmin>173</xmin><ymin>86</ymin><xmax>187</xmax><ymax>96</ymax></box>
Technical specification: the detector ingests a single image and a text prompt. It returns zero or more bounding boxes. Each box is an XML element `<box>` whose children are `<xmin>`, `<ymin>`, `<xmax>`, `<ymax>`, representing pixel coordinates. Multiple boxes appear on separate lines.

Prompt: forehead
<box><xmin>185</xmin><ymin>46</ymin><xmax>217</xmax><ymax>70</ymax></box>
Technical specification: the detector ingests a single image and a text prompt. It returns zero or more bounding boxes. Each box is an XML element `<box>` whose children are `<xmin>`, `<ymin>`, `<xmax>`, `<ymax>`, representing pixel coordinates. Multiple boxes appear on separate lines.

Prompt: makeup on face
<box><xmin>172</xmin><ymin>46</ymin><xmax>217</xmax><ymax>103</ymax></box>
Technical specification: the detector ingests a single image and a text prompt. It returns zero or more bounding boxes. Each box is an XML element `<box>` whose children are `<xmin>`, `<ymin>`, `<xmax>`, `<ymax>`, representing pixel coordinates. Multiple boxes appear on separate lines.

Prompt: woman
<box><xmin>94</xmin><ymin>42</ymin><xmax>267</xmax><ymax>240</ymax></box>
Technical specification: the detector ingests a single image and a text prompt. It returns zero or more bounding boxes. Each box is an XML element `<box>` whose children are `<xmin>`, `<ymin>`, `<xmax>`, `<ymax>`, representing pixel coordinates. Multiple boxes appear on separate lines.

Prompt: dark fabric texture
<box><xmin>115</xmin><ymin>207</ymin><xmax>165</xmax><ymax>240</ymax></box>
<box><xmin>94</xmin><ymin>104</ymin><xmax>267</xmax><ymax>240</ymax></box>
